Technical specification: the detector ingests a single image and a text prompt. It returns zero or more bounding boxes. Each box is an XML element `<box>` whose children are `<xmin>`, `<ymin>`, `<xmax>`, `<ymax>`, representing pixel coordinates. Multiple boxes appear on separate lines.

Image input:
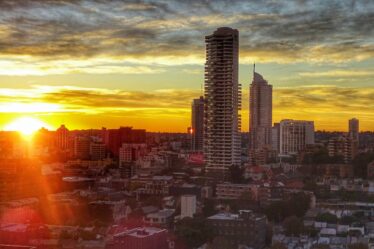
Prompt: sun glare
<box><xmin>4</xmin><ymin>117</ymin><xmax>52</xmax><ymax>137</ymax></box>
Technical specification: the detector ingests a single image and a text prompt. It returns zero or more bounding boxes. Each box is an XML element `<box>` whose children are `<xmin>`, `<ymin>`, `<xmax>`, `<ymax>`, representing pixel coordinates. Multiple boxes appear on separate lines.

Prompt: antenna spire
<box><xmin>253</xmin><ymin>62</ymin><xmax>256</xmax><ymax>75</ymax></box>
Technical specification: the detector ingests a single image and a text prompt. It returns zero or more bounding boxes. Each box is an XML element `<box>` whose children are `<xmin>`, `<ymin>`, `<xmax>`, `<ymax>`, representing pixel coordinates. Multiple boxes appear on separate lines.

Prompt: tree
<box><xmin>202</xmin><ymin>199</ymin><xmax>216</xmax><ymax>217</ymax></box>
<box><xmin>303</xmin><ymin>177</ymin><xmax>318</xmax><ymax>191</ymax></box>
<box><xmin>353</xmin><ymin>152</ymin><xmax>374</xmax><ymax>178</ymax></box>
<box><xmin>175</xmin><ymin>217</ymin><xmax>213</xmax><ymax>248</ymax></box>
<box><xmin>316</xmin><ymin>212</ymin><xmax>338</xmax><ymax>224</ymax></box>
<box><xmin>209</xmin><ymin>236</ymin><xmax>231</xmax><ymax>249</ymax></box>
<box><xmin>312</xmin><ymin>245</ymin><xmax>330</xmax><ymax>249</ymax></box>
<box><xmin>239</xmin><ymin>191</ymin><xmax>252</xmax><ymax>201</ymax></box>
<box><xmin>340</xmin><ymin>215</ymin><xmax>358</xmax><ymax>225</ymax></box>
<box><xmin>270</xmin><ymin>242</ymin><xmax>287</xmax><ymax>249</ymax></box>
<box><xmin>265</xmin><ymin>201</ymin><xmax>285</xmax><ymax>222</ymax></box>
<box><xmin>143</xmin><ymin>196</ymin><xmax>163</xmax><ymax>208</ymax></box>
<box><xmin>288</xmin><ymin>192</ymin><xmax>311</xmax><ymax>217</ymax></box>
<box><xmin>349</xmin><ymin>243</ymin><xmax>368</xmax><ymax>249</ymax></box>
<box><xmin>229</xmin><ymin>164</ymin><xmax>244</xmax><ymax>183</ymax></box>
<box><xmin>265</xmin><ymin>192</ymin><xmax>310</xmax><ymax>222</ymax></box>
<box><xmin>282</xmin><ymin>216</ymin><xmax>305</xmax><ymax>236</ymax></box>
<box><xmin>302</xmin><ymin>147</ymin><xmax>344</xmax><ymax>165</ymax></box>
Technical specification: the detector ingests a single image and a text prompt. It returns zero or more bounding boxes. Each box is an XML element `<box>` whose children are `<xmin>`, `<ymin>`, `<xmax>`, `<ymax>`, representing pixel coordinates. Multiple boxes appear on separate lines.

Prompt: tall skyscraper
<box><xmin>191</xmin><ymin>96</ymin><xmax>204</xmax><ymax>152</ymax></box>
<box><xmin>349</xmin><ymin>118</ymin><xmax>359</xmax><ymax>142</ymax></box>
<box><xmin>204</xmin><ymin>27</ymin><xmax>241</xmax><ymax>178</ymax></box>
<box><xmin>279</xmin><ymin>119</ymin><xmax>315</xmax><ymax>156</ymax></box>
<box><xmin>249</xmin><ymin>68</ymin><xmax>272</xmax><ymax>151</ymax></box>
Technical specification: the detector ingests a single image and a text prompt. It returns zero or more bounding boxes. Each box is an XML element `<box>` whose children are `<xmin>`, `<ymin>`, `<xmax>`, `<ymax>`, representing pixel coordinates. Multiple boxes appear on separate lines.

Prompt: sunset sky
<box><xmin>0</xmin><ymin>0</ymin><xmax>373</xmax><ymax>132</ymax></box>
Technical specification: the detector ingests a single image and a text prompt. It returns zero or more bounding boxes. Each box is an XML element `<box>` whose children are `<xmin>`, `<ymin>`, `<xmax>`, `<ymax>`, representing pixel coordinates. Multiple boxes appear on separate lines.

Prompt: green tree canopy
<box><xmin>175</xmin><ymin>217</ymin><xmax>213</xmax><ymax>248</ymax></box>
<box><xmin>282</xmin><ymin>216</ymin><xmax>305</xmax><ymax>236</ymax></box>
<box><xmin>348</xmin><ymin>243</ymin><xmax>368</xmax><ymax>249</ymax></box>
<box><xmin>316</xmin><ymin>212</ymin><xmax>338</xmax><ymax>224</ymax></box>
<box><xmin>270</xmin><ymin>242</ymin><xmax>287</xmax><ymax>249</ymax></box>
<box><xmin>353</xmin><ymin>152</ymin><xmax>374</xmax><ymax>178</ymax></box>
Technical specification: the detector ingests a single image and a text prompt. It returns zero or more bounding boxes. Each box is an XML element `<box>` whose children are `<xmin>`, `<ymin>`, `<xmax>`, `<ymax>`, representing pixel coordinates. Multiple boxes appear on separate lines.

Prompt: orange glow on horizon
<box><xmin>3</xmin><ymin>116</ymin><xmax>53</xmax><ymax>138</ymax></box>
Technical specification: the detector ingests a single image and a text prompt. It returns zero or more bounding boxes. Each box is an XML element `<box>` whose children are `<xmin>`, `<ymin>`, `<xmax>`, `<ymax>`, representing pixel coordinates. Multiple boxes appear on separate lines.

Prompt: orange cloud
<box><xmin>0</xmin><ymin>85</ymin><xmax>373</xmax><ymax>132</ymax></box>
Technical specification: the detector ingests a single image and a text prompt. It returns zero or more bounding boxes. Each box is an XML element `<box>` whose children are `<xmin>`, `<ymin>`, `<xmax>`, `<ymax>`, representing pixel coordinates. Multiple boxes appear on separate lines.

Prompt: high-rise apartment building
<box><xmin>248</xmin><ymin>69</ymin><xmax>272</xmax><ymax>165</ymax></box>
<box><xmin>191</xmin><ymin>96</ymin><xmax>204</xmax><ymax>152</ymax></box>
<box><xmin>279</xmin><ymin>119</ymin><xmax>315</xmax><ymax>156</ymax></box>
<box><xmin>349</xmin><ymin>118</ymin><xmax>359</xmax><ymax>142</ymax></box>
<box><xmin>249</xmin><ymin>69</ymin><xmax>273</xmax><ymax>151</ymax></box>
<box><xmin>204</xmin><ymin>27</ymin><xmax>241</xmax><ymax>178</ymax></box>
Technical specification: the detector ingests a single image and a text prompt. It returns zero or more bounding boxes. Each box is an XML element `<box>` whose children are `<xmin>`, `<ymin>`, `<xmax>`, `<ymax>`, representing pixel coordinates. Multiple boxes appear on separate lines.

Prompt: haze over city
<box><xmin>0</xmin><ymin>0</ymin><xmax>373</xmax><ymax>132</ymax></box>
<box><xmin>2</xmin><ymin>1</ymin><xmax>374</xmax><ymax>249</ymax></box>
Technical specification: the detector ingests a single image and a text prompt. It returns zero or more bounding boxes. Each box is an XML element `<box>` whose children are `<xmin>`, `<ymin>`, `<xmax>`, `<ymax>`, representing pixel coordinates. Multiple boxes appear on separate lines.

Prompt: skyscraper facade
<box><xmin>204</xmin><ymin>27</ymin><xmax>241</xmax><ymax>177</ymax></box>
<box><xmin>249</xmin><ymin>69</ymin><xmax>272</xmax><ymax>164</ymax></box>
<box><xmin>191</xmin><ymin>96</ymin><xmax>204</xmax><ymax>152</ymax></box>
<box><xmin>349</xmin><ymin>118</ymin><xmax>359</xmax><ymax>142</ymax></box>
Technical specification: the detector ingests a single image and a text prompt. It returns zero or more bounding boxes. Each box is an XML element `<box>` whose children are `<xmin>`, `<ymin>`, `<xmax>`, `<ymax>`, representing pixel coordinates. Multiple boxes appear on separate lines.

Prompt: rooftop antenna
<box><xmin>253</xmin><ymin>62</ymin><xmax>256</xmax><ymax>74</ymax></box>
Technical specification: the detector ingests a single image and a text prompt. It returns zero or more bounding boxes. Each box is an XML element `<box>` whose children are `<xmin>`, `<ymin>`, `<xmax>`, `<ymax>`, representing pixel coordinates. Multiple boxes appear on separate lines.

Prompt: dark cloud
<box><xmin>3</xmin><ymin>85</ymin><xmax>370</xmax><ymax>117</ymax></box>
<box><xmin>274</xmin><ymin>86</ymin><xmax>374</xmax><ymax>114</ymax></box>
<box><xmin>40</xmin><ymin>88</ymin><xmax>200</xmax><ymax>109</ymax></box>
<box><xmin>0</xmin><ymin>0</ymin><xmax>373</xmax><ymax>63</ymax></box>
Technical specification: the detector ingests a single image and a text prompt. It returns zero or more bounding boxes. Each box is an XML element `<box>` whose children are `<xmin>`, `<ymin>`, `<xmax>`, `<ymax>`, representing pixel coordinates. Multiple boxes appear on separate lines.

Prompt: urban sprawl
<box><xmin>1</xmin><ymin>27</ymin><xmax>374</xmax><ymax>249</ymax></box>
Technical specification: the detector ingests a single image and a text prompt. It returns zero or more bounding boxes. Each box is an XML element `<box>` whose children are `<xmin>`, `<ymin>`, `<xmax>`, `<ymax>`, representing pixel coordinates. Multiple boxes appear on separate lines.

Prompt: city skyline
<box><xmin>0</xmin><ymin>0</ymin><xmax>374</xmax><ymax>132</ymax></box>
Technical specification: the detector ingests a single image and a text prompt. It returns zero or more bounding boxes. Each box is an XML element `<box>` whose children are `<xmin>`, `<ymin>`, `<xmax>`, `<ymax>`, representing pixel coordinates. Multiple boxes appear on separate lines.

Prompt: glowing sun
<box><xmin>4</xmin><ymin>117</ymin><xmax>52</xmax><ymax>136</ymax></box>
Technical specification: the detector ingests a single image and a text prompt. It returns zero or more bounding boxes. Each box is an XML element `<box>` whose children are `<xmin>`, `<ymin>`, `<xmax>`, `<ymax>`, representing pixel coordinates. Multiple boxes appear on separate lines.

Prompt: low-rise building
<box><xmin>135</xmin><ymin>176</ymin><xmax>174</xmax><ymax>196</ymax></box>
<box><xmin>328</xmin><ymin>135</ymin><xmax>358</xmax><ymax>163</ymax></box>
<box><xmin>216</xmin><ymin>183</ymin><xmax>256</xmax><ymax>200</ymax></box>
<box><xmin>181</xmin><ymin>195</ymin><xmax>196</xmax><ymax>218</ymax></box>
<box><xmin>143</xmin><ymin>209</ymin><xmax>175</xmax><ymax>228</ymax></box>
<box><xmin>107</xmin><ymin>227</ymin><xmax>168</xmax><ymax>249</ymax></box>
<box><xmin>207</xmin><ymin>210</ymin><xmax>267</xmax><ymax>249</ymax></box>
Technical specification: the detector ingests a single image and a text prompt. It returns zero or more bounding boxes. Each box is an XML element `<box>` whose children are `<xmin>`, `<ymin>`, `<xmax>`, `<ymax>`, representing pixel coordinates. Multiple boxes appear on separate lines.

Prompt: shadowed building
<box><xmin>207</xmin><ymin>210</ymin><xmax>267</xmax><ymax>249</ymax></box>
<box><xmin>249</xmin><ymin>68</ymin><xmax>272</xmax><ymax>165</ymax></box>
<box><xmin>204</xmin><ymin>27</ymin><xmax>241</xmax><ymax>179</ymax></box>
<box><xmin>349</xmin><ymin>118</ymin><xmax>359</xmax><ymax>144</ymax></box>
<box><xmin>191</xmin><ymin>96</ymin><xmax>204</xmax><ymax>152</ymax></box>
<box><xmin>328</xmin><ymin>135</ymin><xmax>357</xmax><ymax>164</ymax></box>
<box><xmin>56</xmin><ymin>125</ymin><xmax>69</xmax><ymax>151</ymax></box>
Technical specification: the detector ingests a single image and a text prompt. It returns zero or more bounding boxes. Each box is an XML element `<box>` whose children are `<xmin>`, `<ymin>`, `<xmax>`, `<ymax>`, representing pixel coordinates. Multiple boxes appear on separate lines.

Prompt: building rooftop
<box><xmin>207</xmin><ymin>210</ymin><xmax>265</xmax><ymax>221</ymax></box>
<box><xmin>207</xmin><ymin>212</ymin><xmax>239</xmax><ymax>220</ymax></box>
<box><xmin>62</xmin><ymin>176</ymin><xmax>94</xmax><ymax>182</ymax></box>
<box><xmin>214</xmin><ymin>27</ymin><xmax>238</xmax><ymax>34</ymax></box>
<box><xmin>114</xmin><ymin>227</ymin><xmax>166</xmax><ymax>238</ymax></box>
<box><xmin>0</xmin><ymin>223</ymin><xmax>28</xmax><ymax>232</ymax></box>
<box><xmin>146</xmin><ymin>209</ymin><xmax>174</xmax><ymax>219</ymax></box>
<box><xmin>152</xmin><ymin>176</ymin><xmax>173</xmax><ymax>181</ymax></box>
